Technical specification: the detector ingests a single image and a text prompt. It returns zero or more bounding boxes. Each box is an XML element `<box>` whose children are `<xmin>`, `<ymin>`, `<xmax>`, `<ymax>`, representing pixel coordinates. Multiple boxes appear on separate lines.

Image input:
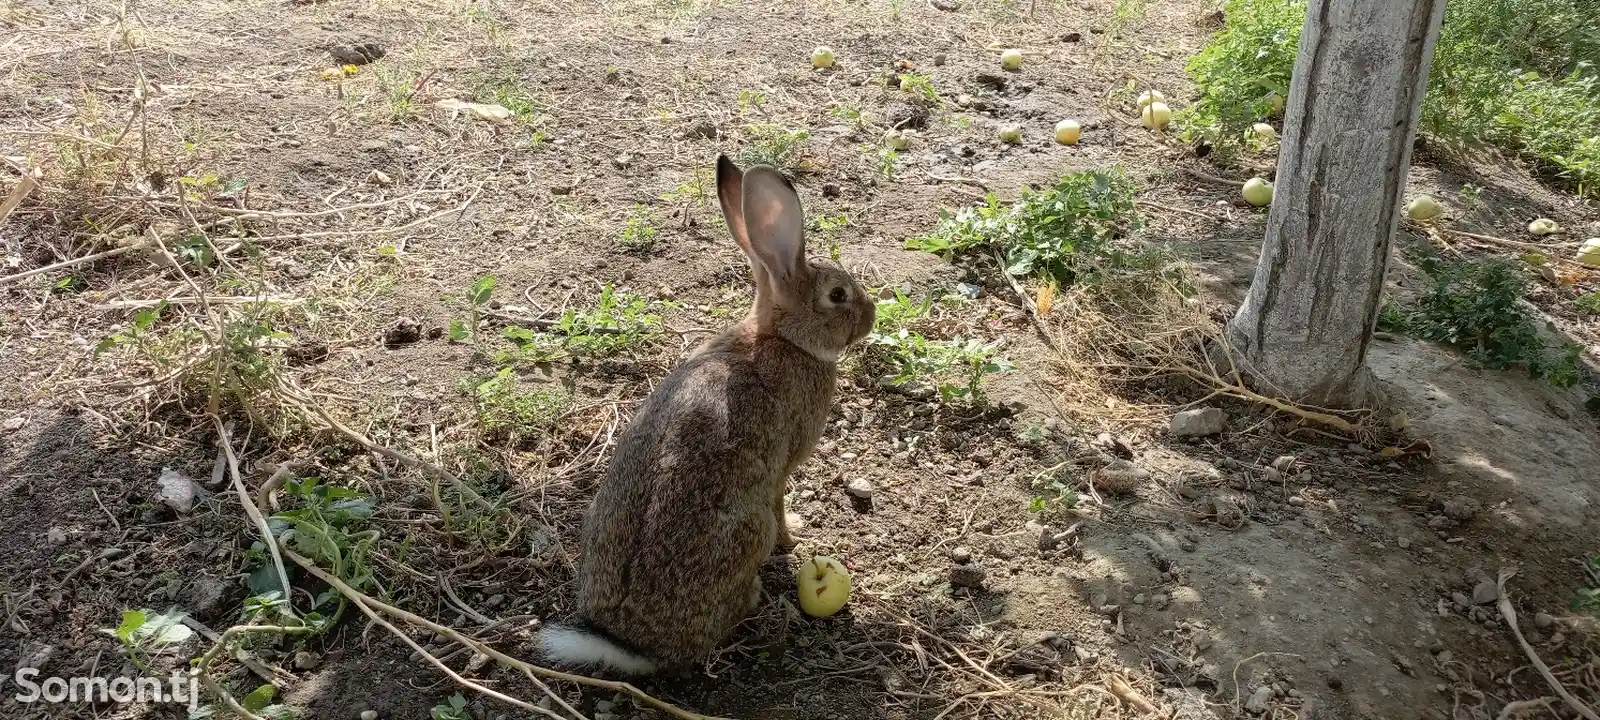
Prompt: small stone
<box><xmin>2</xmin><ymin>416</ymin><xmax>25</xmax><ymax>432</ymax></box>
<box><xmin>1169</xmin><ymin>407</ymin><xmax>1226</xmax><ymax>437</ymax></box>
<box><xmin>1435</xmin><ymin>650</ymin><xmax>1453</xmax><ymax>663</ymax></box>
<box><xmin>845</xmin><ymin>477</ymin><xmax>876</xmax><ymax>500</ymax></box>
<box><xmin>1442</xmin><ymin>496</ymin><xmax>1480</xmax><ymax>521</ymax></box>
<box><xmin>821</xmin><ymin>183</ymin><xmax>840</xmax><ymax>198</ymax></box>
<box><xmin>1152</xmin><ymin>593</ymin><xmax>1170</xmax><ymax>610</ymax></box>
<box><xmin>1193</xmin><ymin>634</ymin><xmax>1212</xmax><ymax>651</ymax></box>
<box><xmin>949</xmin><ymin>564</ymin><xmax>987</xmax><ymax>588</ymax></box>
<box><xmin>955</xmin><ymin>282</ymin><xmax>982</xmax><ymax>299</ymax></box>
<box><xmin>1550</xmin><ymin>632</ymin><xmax>1566</xmax><ymax>645</ymax></box>
<box><xmin>383</xmin><ymin>317</ymin><xmax>423</xmax><ymax>347</ymax></box>
<box><xmin>595</xmin><ymin>700</ymin><xmax>615</xmax><ymax>713</ymax></box>
<box><xmin>293</xmin><ymin>651</ymin><xmax>320</xmax><ymax>670</ymax></box>
<box><xmin>1245</xmin><ymin>685</ymin><xmax>1274</xmax><ymax>714</ymax></box>
<box><xmin>933</xmin><ymin>53</ymin><xmax>947</xmax><ymax>66</ymax></box>
<box><xmin>1287</xmin><ymin>496</ymin><xmax>1306</xmax><ymax>507</ymax></box>
<box><xmin>785</xmin><ymin>511</ymin><xmax>807</xmax><ymax>530</ymax></box>
<box><xmin>1534</xmin><ymin>612</ymin><xmax>1554</xmax><ymax>628</ymax></box>
<box><xmin>1471</xmin><ymin>580</ymin><xmax>1499</xmax><ymax>605</ymax></box>
<box><xmin>1132</xmin><ymin>593</ymin><xmax>1146</xmax><ymax>605</ymax></box>
<box><xmin>1428</xmin><ymin>515</ymin><xmax>1450</xmax><ymax>529</ymax></box>
<box><xmin>1062</xmin><ymin>31</ymin><xmax>1082</xmax><ymax>42</ymax></box>
<box><xmin>486</xmin><ymin>594</ymin><xmax>506</xmax><ymax>609</ymax></box>
<box><xmin>1271</xmin><ymin>455</ymin><xmax>1296</xmax><ymax>472</ymax></box>
<box><xmin>951</xmin><ymin>546</ymin><xmax>972</xmax><ymax>563</ymax></box>
<box><xmin>361</xmin><ymin>712</ymin><xmax>379</xmax><ymax>720</ymax></box>
<box><xmin>1326</xmin><ymin>677</ymin><xmax>1342</xmax><ymax>690</ymax></box>
<box><xmin>47</xmin><ymin>527</ymin><xmax>67</xmax><ymax>545</ymax></box>
<box><xmin>1450</xmin><ymin>592</ymin><xmax>1470</xmax><ymax>608</ymax></box>
<box><xmin>157</xmin><ymin>468</ymin><xmax>200</xmax><ymax>514</ymax></box>
<box><xmin>1396</xmin><ymin>537</ymin><xmax>1411</xmax><ymax>549</ymax></box>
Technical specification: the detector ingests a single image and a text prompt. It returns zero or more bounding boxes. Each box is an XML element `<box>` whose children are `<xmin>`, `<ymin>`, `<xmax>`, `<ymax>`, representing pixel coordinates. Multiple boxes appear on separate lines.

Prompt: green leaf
<box><xmin>115</xmin><ymin>609</ymin><xmax>148</xmax><ymax>644</ymax></box>
<box><xmin>243</xmin><ymin>684</ymin><xmax>277</xmax><ymax>712</ymax></box>
<box><xmin>468</xmin><ymin>276</ymin><xmax>497</xmax><ymax>306</ymax></box>
<box><xmin>448</xmin><ymin>319</ymin><xmax>469</xmax><ymax>342</ymax></box>
<box><xmin>219</xmin><ymin>178</ymin><xmax>249</xmax><ymax>197</ymax></box>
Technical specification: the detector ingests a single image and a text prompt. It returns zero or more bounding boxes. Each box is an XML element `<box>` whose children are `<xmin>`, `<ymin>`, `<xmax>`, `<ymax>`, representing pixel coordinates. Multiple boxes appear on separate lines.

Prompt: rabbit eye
<box><xmin>828</xmin><ymin>287</ymin><xmax>847</xmax><ymax>303</ymax></box>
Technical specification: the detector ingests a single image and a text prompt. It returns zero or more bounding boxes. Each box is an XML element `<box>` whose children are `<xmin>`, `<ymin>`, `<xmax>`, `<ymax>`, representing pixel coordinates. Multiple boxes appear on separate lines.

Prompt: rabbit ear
<box><xmin>715</xmin><ymin>155</ymin><xmax>755</xmax><ymax>260</ymax></box>
<box><xmin>740</xmin><ymin>166</ymin><xmax>807</xmax><ymax>298</ymax></box>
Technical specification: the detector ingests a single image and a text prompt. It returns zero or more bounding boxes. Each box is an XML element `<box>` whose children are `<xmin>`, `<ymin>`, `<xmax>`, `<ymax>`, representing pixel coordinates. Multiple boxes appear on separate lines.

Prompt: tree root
<box><xmin>1496</xmin><ymin>568</ymin><xmax>1600</xmax><ymax>720</ymax></box>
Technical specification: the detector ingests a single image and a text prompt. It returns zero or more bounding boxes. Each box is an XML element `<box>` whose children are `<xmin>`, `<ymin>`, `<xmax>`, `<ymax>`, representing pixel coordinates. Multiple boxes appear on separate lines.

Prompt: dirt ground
<box><xmin>3</xmin><ymin>0</ymin><xmax>1599</xmax><ymax>719</ymax></box>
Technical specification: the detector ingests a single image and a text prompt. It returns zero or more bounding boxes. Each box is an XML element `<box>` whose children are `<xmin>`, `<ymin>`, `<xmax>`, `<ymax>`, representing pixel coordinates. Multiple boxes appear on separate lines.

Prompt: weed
<box><xmin>1107</xmin><ymin>0</ymin><xmax>1151</xmax><ymax>37</ymax></box>
<box><xmin>618</xmin><ymin>206</ymin><xmax>660</xmax><ymax>253</ymax></box>
<box><xmin>1177</xmin><ymin>0</ymin><xmax>1302</xmax><ymax>158</ymax></box>
<box><xmin>431</xmin><ymin>694</ymin><xmax>471</xmax><ymax>720</ymax></box>
<box><xmin>876</xmin><ymin>147</ymin><xmax>902</xmax><ymax>180</ymax></box>
<box><xmin>1382</xmin><ymin>255</ymin><xmax>1583</xmax><ymax>386</ymax></box>
<box><xmin>371</xmin><ymin>66</ymin><xmax>420</xmax><ymax>121</ymax></box>
<box><xmin>661</xmin><ymin>168</ymin><xmax>714</xmax><ymax>212</ymax></box>
<box><xmin>103</xmin><ymin>609</ymin><xmax>193</xmax><ymax>671</ymax></box>
<box><xmin>1576</xmin><ymin>292</ymin><xmax>1600</xmax><ymax>315</ymax></box>
<box><xmin>449</xmin><ymin>276</ymin><xmax>497</xmax><ymax>343</ymax></box>
<box><xmin>906</xmin><ymin>168</ymin><xmax>1144</xmax><ymax>285</ymax></box>
<box><xmin>1029</xmin><ymin>465</ymin><xmax>1080</xmax><ymax>514</ymax></box>
<box><xmin>499</xmin><ymin>285</ymin><xmax>671</xmax><ymax>361</ymax></box>
<box><xmin>737</xmin><ymin>87</ymin><xmax>767</xmax><ymax>113</ymax></box>
<box><xmin>896</xmin><ymin>73</ymin><xmax>942</xmax><ymax>105</ymax></box>
<box><xmin>865</xmin><ymin>289</ymin><xmax>1013</xmax><ymax>403</ymax></box>
<box><xmin>459</xmin><ymin>368</ymin><xmax>571</xmax><ymax>437</ymax></box>
<box><xmin>740</xmin><ymin>124</ymin><xmax>810</xmax><ymax>171</ymax></box>
<box><xmin>808</xmin><ymin>213</ymin><xmax>851</xmax><ymax>261</ymax></box>
<box><xmin>831</xmin><ymin>104</ymin><xmax>873</xmax><ymax>134</ymax></box>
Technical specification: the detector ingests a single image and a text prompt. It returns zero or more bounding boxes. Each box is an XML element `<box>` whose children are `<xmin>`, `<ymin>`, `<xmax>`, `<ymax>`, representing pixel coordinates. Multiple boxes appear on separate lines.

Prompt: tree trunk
<box><xmin>1225</xmin><ymin>0</ymin><xmax>1447</xmax><ymax>407</ymax></box>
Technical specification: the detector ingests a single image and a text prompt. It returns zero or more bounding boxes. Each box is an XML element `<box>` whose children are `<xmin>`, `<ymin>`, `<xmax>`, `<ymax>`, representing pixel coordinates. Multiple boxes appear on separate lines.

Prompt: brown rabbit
<box><xmin>536</xmin><ymin>155</ymin><xmax>876</xmax><ymax>674</ymax></box>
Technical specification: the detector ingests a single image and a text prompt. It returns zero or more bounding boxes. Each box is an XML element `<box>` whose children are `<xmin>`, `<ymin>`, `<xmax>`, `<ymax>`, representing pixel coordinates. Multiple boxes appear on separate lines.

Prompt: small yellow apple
<box><xmin>1141</xmin><ymin>101</ymin><xmax>1172</xmax><ymax>130</ymax></box>
<box><xmin>1000</xmin><ymin>48</ymin><xmax>1023</xmax><ymax>71</ymax></box>
<box><xmin>1136</xmin><ymin>89</ymin><xmax>1165</xmax><ymax>110</ymax></box>
<box><xmin>1241</xmin><ymin>177</ymin><xmax>1274</xmax><ymax>207</ymax></box>
<box><xmin>1054</xmin><ymin>119</ymin><xmax>1081</xmax><ymax>145</ymax></box>
<box><xmin>796</xmin><ymin>556</ymin><xmax>851</xmax><ymax>617</ymax></box>
<box><xmin>811</xmin><ymin>46</ymin><xmax>836</xmax><ymax>69</ymax></box>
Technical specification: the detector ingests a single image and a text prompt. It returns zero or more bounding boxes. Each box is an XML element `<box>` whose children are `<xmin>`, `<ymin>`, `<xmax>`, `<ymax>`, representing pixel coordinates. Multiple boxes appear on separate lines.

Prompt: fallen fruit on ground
<box><xmin>811</xmin><ymin>46</ymin><xmax>836</xmax><ymax>69</ymax></box>
<box><xmin>998</xmin><ymin>124</ymin><xmax>1022</xmax><ymax>143</ymax></box>
<box><xmin>797</xmin><ymin>556</ymin><xmax>851</xmax><ymax>617</ymax></box>
<box><xmin>1054</xmin><ymin>119</ymin><xmax>1081</xmax><ymax>145</ymax></box>
<box><xmin>1000</xmin><ymin>48</ymin><xmax>1023</xmax><ymax>70</ymax></box>
<box><xmin>1242</xmin><ymin>177</ymin><xmax>1274</xmax><ymax>206</ymax></box>
<box><xmin>1406</xmin><ymin>195</ymin><xmax>1441</xmax><ymax>221</ymax></box>
<box><xmin>1141</xmin><ymin>101</ymin><xmax>1171</xmax><ymax>129</ymax></box>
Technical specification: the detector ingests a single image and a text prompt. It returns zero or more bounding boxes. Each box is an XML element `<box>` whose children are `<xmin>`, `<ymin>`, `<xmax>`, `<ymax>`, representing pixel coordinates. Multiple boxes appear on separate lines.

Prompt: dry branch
<box><xmin>1496</xmin><ymin>568</ymin><xmax>1600</xmax><ymax>720</ymax></box>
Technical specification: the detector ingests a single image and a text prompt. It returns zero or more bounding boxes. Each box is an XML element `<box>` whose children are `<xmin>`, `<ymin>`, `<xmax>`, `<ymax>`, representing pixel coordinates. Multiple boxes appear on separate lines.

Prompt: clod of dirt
<box><xmin>360</xmin><ymin>712</ymin><xmax>378</xmax><ymax>720</ymax></box>
<box><xmin>931</xmin><ymin>0</ymin><xmax>960</xmax><ymax>10</ymax></box>
<box><xmin>294</xmin><ymin>651</ymin><xmax>320</xmax><ymax>670</ymax></box>
<box><xmin>1170</xmin><ymin>407</ymin><xmax>1227</xmax><ymax>437</ymax></box>
<box><xmin>2</xmin><ymin>416</ymin><xmax>25</xmax><ymax>432</ymax></box>
<box><xmin>1244</xmin><ymin>685</ymin><xmax>1274</xmax><ymax>714</ymax></box>
<box><xmin>286</xmin><ymin>341</ymin><xmax>330</xmax><ymax>366</ymax></box>
<box><xmin>1096</xmin><ymin>460</ymin><xmax>1147</xmax><ymax>495</ymax></box>
<box><xmin>1471</xmin><ymin>580</ymin><xmax>1499</xmax><ymax>605</ymax></box>
<box><xmin>1062</xmin><ymin>31</ymin><xmax>1083</xmax><ymax>42</ymax></box>
<box><xmin>47</xmin><ymin>527</ymin><xmax>66</xmax><ymax>544</ymax></box>
<box><xmin>1093</xmin><ymin>431</ymin><xmax>1134</xmax><ymax>459</ymax></box>
<box><xmin>1441</xmin><ymin>495</ymin><xmax>1480</xmax><ymax>520</ymax></box>
<box><xmin>383</xmin><ymin>317</ymin><xmax>423</xmax><ymax>348</ymax></box>
<box><xmin>976</xmin><ymin>73</ymin><xmax>1008</xmax><ymax>90</ymax></box>
<box><xmin>1534</xmin><ymin>612</ymin><xmax>1554</xmax><ymax>628</ymax></box>
<box><xmin>885</xmin><ymin>101</ymin><xmax>930</xmax><ymax>130</ymax></box>
<box><xmin>845</xmin><ymin>477</ymin><xmax>875</xmax><ymax>500</ymax></box>
<box><xmin>184</xmin><ymin>575</ymin><xmax>226</xmax><ymax>618</ymax></box>
<box><xmin>1271</xmin><ymin>455</ymin><xmax>1296</xmax><ymax>473</ymax></box>
<box><xmin>1164</xmin><ymin>688</ymin><xmax>1220</xmax><ymax>720</ymax></box>
<box><xmin>328</xmin><ymin>43</ymin><xmax>385</xmax><ymax>66</ymax></box>
<box><xmin>681</xmin><ymin>119</ymin><xmax>719</xmax><ymax>140</ymax></box>
<box><xmin>951</xmin><ymin>546</ymin><xmax>972</xmax><ymax>563</ymax></box>
<box><xmin>950</xmin><ymin>563</ymin><xmax>987</xmax><ymax>588</ymax></box>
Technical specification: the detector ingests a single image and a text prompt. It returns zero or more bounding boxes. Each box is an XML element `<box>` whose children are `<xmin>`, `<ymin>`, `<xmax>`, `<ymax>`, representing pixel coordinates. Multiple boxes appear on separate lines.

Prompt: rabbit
<box><xmin>536</xmin><ymin>154</ymin><xmax>876</xmax><ymax>674</ymax></box>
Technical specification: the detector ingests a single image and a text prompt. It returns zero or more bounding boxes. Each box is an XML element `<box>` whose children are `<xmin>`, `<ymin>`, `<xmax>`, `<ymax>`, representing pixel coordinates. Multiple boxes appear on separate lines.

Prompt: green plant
<box><xmin>500</xmin><ymin>285</ymin><xmax>670</xmax><ymax>361</ymax></box>
<box><xmin>1575</xmin><ymin>292</ymin><xmax>1600</xmax><ymax>315</ymax></box>
<box><xmin>906</xmin><ymin>168</ymin><xmax>1143</xmax><ymax>285</ymax></box>
<box><xmin>450</xmin><ymin>276</ymin><xmax>497</xmax><ymax>343</ymax></box>
<box><xmin>896</xmin><ymin>73</ymin><xmax>941</xmax><ymax>105</ymax></box>
<box><xmin>431</xmin><ymin>694</ymin><xmax>470</xmax><ymax>720</ymax></box>
<box><xmin>737</xmin><ymin>87</ymin><xmax>768</xmax><ymax>112</ymax></box>
<box><xmin>460</xmin><ymin>367</ymin><xmax>572</xmax><ymax>436</ymax></box>
<box><xmin>865</xmin><ymin>289</ymin><xmax>1012</xmax><ymax>403</ymax></box>
<box><xmin>1029</xmin><ymin>464</ymin><xmax>1080</xmax><ymax>514</ymax></box>
<box><xmin>1384</xmin><ymin>255</ymin><xmax>1583</xmax><ymax>387</ymax></box>
<box><xmin>1107</xmin><ymin>0</ymin><xmax>1152</xmax><ymax>37</ymax></box>
<box><xmin>831</xmin><ymin>104</ymin><xmax>872</xmax><ymax>133</ymax></box>
<box><xmin>876</xmin><ymin>147</ymin><xmax>901</xmax><ymax>180</ymax></box>
<box><xmin>103</xmin><ymin>609</ymin><xmax>194</xmax><ymax>671</ymax></box>
<box><xmin>740</xmin><ymin>124</ymin><xmax>809</xmax><ymax>171</ymax></box>
<box><xmin>618</xmin><ymin>206</ymin><xmax>659</xmax><ymax>252</ymax></box>
<box><xmin>1177</xmin><ymin>0</ymin><xmax>1303</xmax><ymax>157</ymax></box>
<box><xmin>662</xmin><ymin>168</ymin><xmax>714</xmax><ymax>213</ymax></box>
<box><xmin>809</xmin><ymin>213</ymin><xmax>851</xmax><ymax>261</ymax></box>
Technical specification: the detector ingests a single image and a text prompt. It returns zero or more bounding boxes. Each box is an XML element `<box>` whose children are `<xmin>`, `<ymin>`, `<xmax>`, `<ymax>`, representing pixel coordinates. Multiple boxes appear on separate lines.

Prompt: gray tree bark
<box><xmin>1225</xmin><ymin>0</ymin><xmax>1447</xmax><ymax>407</ymax></box>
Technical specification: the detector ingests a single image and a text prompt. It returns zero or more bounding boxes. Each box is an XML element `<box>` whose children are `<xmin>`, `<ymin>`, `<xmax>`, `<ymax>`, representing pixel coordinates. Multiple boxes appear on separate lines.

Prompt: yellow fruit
<box><xmin>998</xmin><ymin>124</ymin><xmax>1022</xmax><ymax>144</ymax></box>
<box><xmin>1576</xmin><ymin>238</ymin><xmax>1600</xmax><ymax>267</ymax></box>
<box><xmin>1249</xmin><ymin>122</ymin><xmax>1277</xmax><ymax>141</ymax></box>
<box><xmin>1527</xmin><ymin>218</ymin><xmax>1559</xmax><ymax>236</ymax></box>
<box><xmin>1000</xmin><ymin>48</ymin><xmax>1023</xmax><ymax>71</ymax></box>
<box><xmin>1405</xmin><ymin>195</ymin><xmax>1441</xmax><ymax>221</ymax></box>
<box><xmin>1136</xmin><ymin>90</ymin><xmax>1165</xmax><ymax>109</ymax></box>
<box><xmin>1266</xmin><ymin>92</ymin><xmax>1286</xmax><ymax>115</ymax></box>
<box><xmin>884</xmin><ymin>130</ymin><xmax>909</xmax><ymax>150</ymax></box>
<box><xmin>796</xmin><ymin>556</ymin><xmax>851</xmax><ymax>617</ymax></box>
<box><xmin>811</xmin><ymin>46</ymin><xmax>836</xmax><ymax>69</ymax></box>
<box><xmin>1242</xmin><ymin>177</ymin><xmax>1274</xmax><ymax>207</ymax></box>
<box><xmin>1054</xmin><ymin>119</ymin><xmax>1081</xmax><ymax>145</ymax></box>
<box><xmin>1141</xmin><ymin>101</ymin><xmax>1172</xmax><ymax>129</ymax></box>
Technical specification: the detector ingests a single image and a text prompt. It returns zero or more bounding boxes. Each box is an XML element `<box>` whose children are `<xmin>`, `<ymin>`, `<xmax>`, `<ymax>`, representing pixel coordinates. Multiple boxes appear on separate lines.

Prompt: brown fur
<box><xmin>565</xmin><ymin>155</ymin><xmax>875</xmax><ymax>670</ymax></box>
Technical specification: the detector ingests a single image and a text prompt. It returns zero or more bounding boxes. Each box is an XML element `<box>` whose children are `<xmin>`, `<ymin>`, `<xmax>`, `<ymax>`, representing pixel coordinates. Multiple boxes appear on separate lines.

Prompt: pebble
<box><xmin>1471</xmin><ymin>580</ymin><xmax>1499</xmax><ymax>605</ymax></box>
<box><xmin>1287</xmin><ymin>496</ymin><xmax>1306</xmax><ymax>507</ymax></box>
<box><xmin>1534</xmin><ymin>612</ymin><xmax>1554</xmax><ymax>628</ymax></box>
<box><xmin>1396</xmin><ymin>537</ymin><xmax>1410</xmax><ymax>549</ymax></box>
<box><xmin>47</xmin><ymin>527</ymin><xmax>67</xmax><ymax>545</ymax></box>
<box><xmin>951</xmin><ymin>546</ymin><xmax>972</xmax><ymax>563</ymax></box>
<box><xmin>1245</xmin><ymin>685</ymin><xmax>1274</xmax><ymax>714</ymax></box>
<box><xmin>1442</xmin><ymin>496</ymin><xmax>1480</xmax><ymax>521</ymax></box>
<box><xmin>1132</xmin><ymin>593</ymin><xmax>1146</xmax><ymax>605</ymax></box>
<box><xmin>486</xmin><ymin>594</ymin><xmax>506</xmax><ymax>609</ymax></box>
<box><xmin>949</xmin><ymin>564</ymin><xmax>987</xmax><ymax>588</ymax></box>
<box><xmin>293</xmin><ymin>651</ymin><xmax>320</xmax><ymax>670</ymax></box>
<box><xmin>1169</xmin><ymin>407</ymin><xmax>1226</xmax><ymax>437</ymax></box>
<box><xmin>1450</xmin><ymin>591</ymin><xmax>1471</xmax><ymax>608</ymax></box>
<box><xmin>1152</xmin><ymin>593</ymin><xmax>1170</xmax><ymax>610</ymax></box>
<box><xmin>361</xmin><ymin>711</ymin><xmax>378</xmax><ymax>720</ymax></box>
<box><xmin>845</xmin><ymin>477</ymin><xmax>876</xmax><ymax>500</ymax></box>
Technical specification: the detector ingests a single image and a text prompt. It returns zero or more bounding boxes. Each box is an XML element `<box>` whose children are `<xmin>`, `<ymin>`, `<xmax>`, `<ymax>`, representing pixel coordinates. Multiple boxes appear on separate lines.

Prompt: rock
<box><xmin>1451</xmin><ymin>591</ymin><xmax>1471</xmax><ymax>608</ymax></box>
<box><xmin>1396</xmin><ymin>537</ymin><xmax>1410</xmax><ymax>549</ymax></box>
<box><xmin>933</xmin><ymin>53</ymin><xmax>947</xmax><ymax>66</ymax></box>
<box><xmin>1170</xmin><ymin>407</ymin><xmax>1226</xmax><ymax>437</ymax></box>
<box><xmin>1534</xmin><ymin>612</ymin><xmax>1554</xmax><ymax>628</ymax></box>
<box><xmin>1471</xmin><ymin>580</ymin><xmax>1499</xmax><ymax>605</ymax></box>
<box><xmin>329</xmin><ymin>43</ymin><xmax>385</xmax><ymax>66</ymax></box>
<box><xmin>821</xmin><ymin>183</ymin><xmax>840</xmax><ymax>198</ymax></box>
<box><xmin>1441</xmin><ymin>496</ymin><xmax>1480</xmax><ymax>521</ymax></box>
<box><xmin>785</xmin><ymin>511</ymin><xmax>807</xmax><ymax>530</ymax></box>
<box><xmin>1428</xmin><ymin>515</ymin><xmax>1450</xmax><ymax>529</ymax></box>
<box><xmin>950</xmin><ymin>564</ymin><xmax>987</xmax><ymax>588</ymax></box>
<box><xmin>1132</xmin><ymin>593</ymin><xmax>1146</xmax><ymax>605</ymax></box>
<box><xmin>183</xmin><ymin>574</ymin><xmax>227</xmax><ymax>617</ymax></box>
<box><xmin>157</xmin><ymin>468</ymin><xmax>201</xmax><ymax>514</ymax></box>
<box><xmin>360</xmin><ymin>711</ymin><xmax>378</xmax><ymax>720</ymax></box>
<box><xmin>486</xmin><ymin>594</ymin><xmax>506</xmax><ymax>609</ymax></box>
<box><xmin>951</xmin><ymin>546</ymin><xmax>973</xmax><ymax>563</ymax></box>
<box><xmin>1245</xmin><ymin>685</ymin><xmax>1274</xmax><ymax>714</ymax></box>
<box><xmin>955</xmin><ymin>282</ymin><xmax>982</xmax><ymax>299</ymax></box>
<box><xmin>1287</xmin><ymin>496</ymin><xmax>1306</xmax><ymax>507</ymax></box>
<box><xmin>845</xmin><ymin>477</ymin><xmax>876</xmax><ymax>500</ymax></box>
<box><xmin>293</xmin><ymin>651</ymin><xmax>320</xmax><ymax>670</ymax></box>
<box><xmin>1152</xmin><ymin>593</ymin><xmax>1170</xmax><ymax>610</ymax></box>
<box><xmin>595</xmin><ymin>700</ymin><xmax>615</xmax><ymax>713</ymax></box>
<box><xmin>1061</xmin><ymin>31</ymin><xmax>1082</xmax><ymax>42</ymax></box>
<box><xmin>2</xmin><ymin>416</ymin><xmax>25</xmax><ymax>432</ymax></box>
<box><xmin>47</xmin><ymin>527</ymin><xmax>67</xmax><ymax>545</ymax></box>
<box><xmin>1271</xmin><ymin>455</ymin><xmax>1296</xmax><ymax>472</ymax></box>
<box><xmin>383</xmin><ymin>317</ymin><xmax>423</xmax><ymax>347</ymax></box>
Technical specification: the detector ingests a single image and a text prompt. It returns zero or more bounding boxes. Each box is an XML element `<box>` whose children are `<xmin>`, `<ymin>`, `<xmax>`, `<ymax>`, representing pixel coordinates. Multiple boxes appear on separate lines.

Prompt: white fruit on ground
<box><xmin>1054</xmin><ymin>119</ymin><xmax>1081</xmax><ymax>145</ymax></box>
<box><xmin>1405</xmin><ymin>195</ymin><xmax>1441</xmax><ymax>221</ymax></box>
<box><xmin>998</xmin><ymin>124</ymin><xmax>1022</xmax><ymax>143</ymax></box>
<box><xmin>1250</xmin><ymin>122</ymin><xmax>1277</xmax><ymax>141</ymax></box>
<box><xmin>1528</xmin><ymin>218</ymin><xmax>1559</xmax><ymax>236</ymax></box>
<box><xmin>884</xmin><ymin>130</ymin><xmax>909</xmax><ymax>150</ymax></box>
<box><xmin>797</xmin><ymin>556</ymin><xmax>852</xmax><ymax>617</ymax></box>
<box><xmin>1000</xmin><ymin>48</ymin><xmax>1023</xmax><ymax>70</ymax></box>
<box><xmin>1242</xmin><ymin>177</ymin><xmax>1274</xmax><ymax>207</ymax></box>
<box><xmin>1136</xmin><ymin>89</ymin><xmax>1165</xmax><ymax>109</ymax></box>
<box><xmin>811</xmin><ymin>46</ymin><xmax>835</xmax><ymax>69</ymax></box>
<box><xmin>1141</xmin><ymin>101</ymin><xmax>1172</xmax><ymax>129</ymax></box>
<box><xmin>1577</xmin><ymin>238</ymin><xmax>1600</xmax><ymax>267</ymax></box>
